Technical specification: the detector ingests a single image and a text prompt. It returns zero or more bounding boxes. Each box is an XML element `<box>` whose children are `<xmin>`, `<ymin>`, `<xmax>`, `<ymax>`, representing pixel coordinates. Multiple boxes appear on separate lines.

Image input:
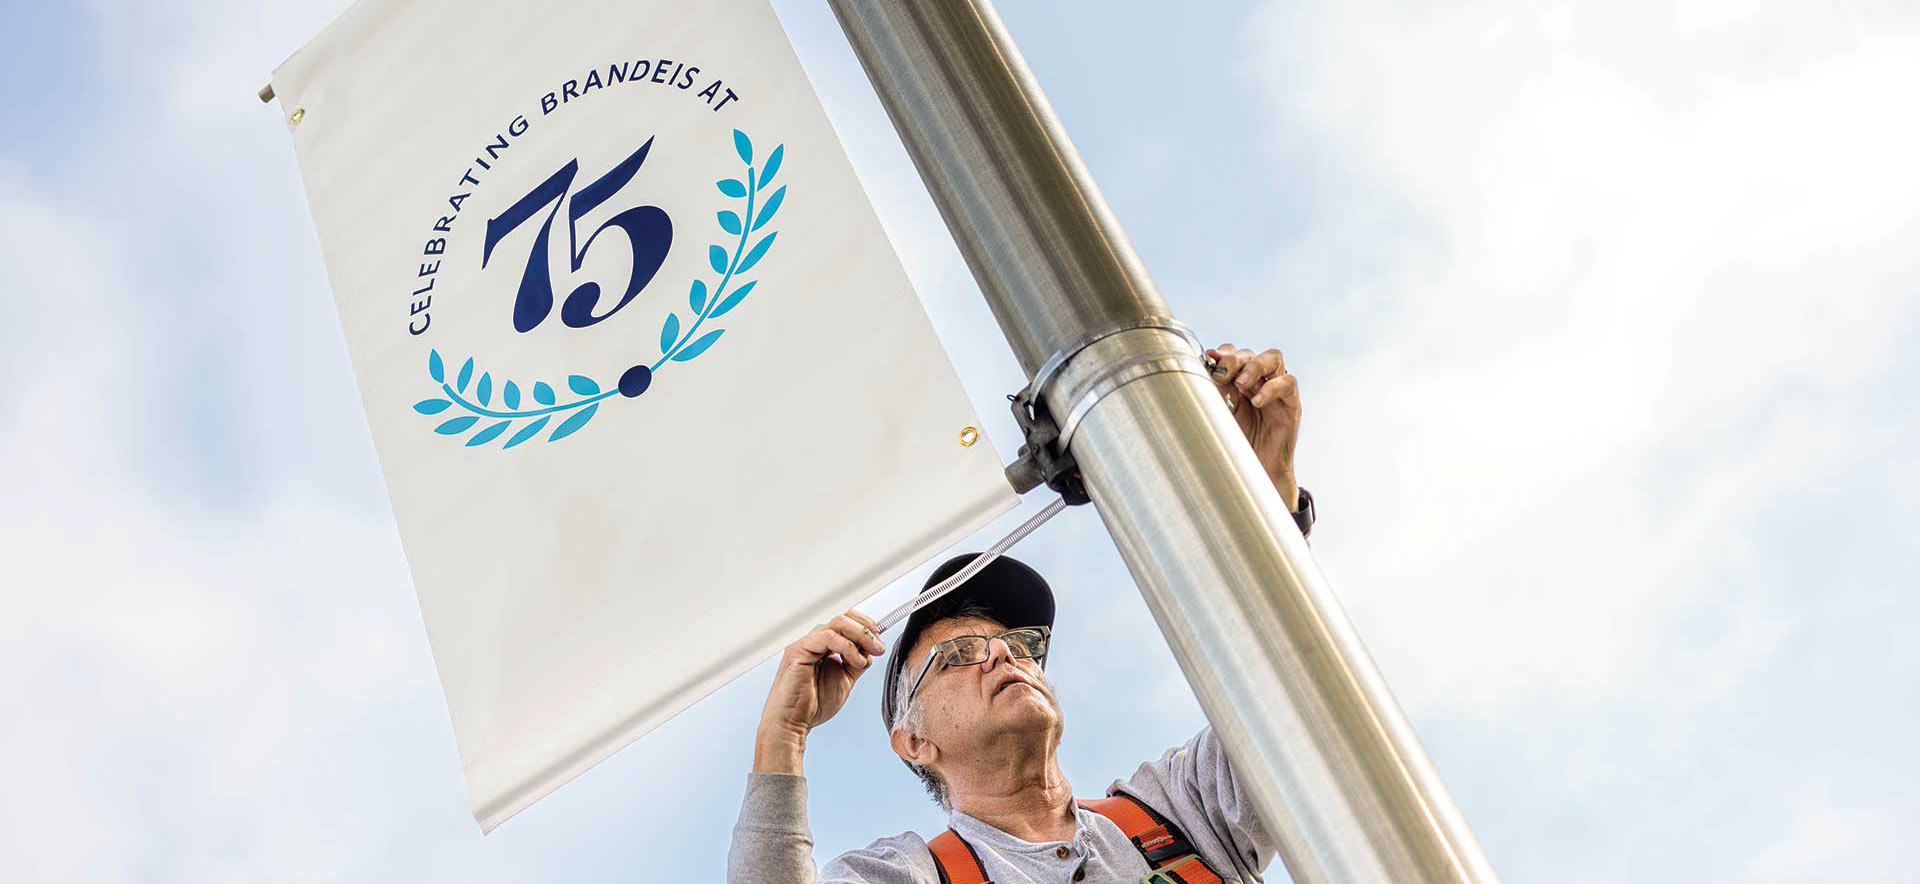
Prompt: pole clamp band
<box><xmin>1003</xmin><ymin>319</ymin><xmax>1208</xmax><ymax>502</ymax></box>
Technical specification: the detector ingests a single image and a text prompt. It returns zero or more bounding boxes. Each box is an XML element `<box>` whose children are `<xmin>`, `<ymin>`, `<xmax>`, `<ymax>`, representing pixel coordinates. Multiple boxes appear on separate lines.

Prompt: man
<box><xmin>729</xmin><ymin>343</ymin><xmax>1308</xmax><ymax>884</ymax></box>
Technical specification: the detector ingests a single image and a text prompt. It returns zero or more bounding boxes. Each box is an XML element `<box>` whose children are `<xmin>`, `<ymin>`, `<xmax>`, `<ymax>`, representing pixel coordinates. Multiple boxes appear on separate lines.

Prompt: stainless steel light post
<box><xmin>825</xmin><ymin>2</ymin><xmax>1503</xmax><ymax>883</ymax></box>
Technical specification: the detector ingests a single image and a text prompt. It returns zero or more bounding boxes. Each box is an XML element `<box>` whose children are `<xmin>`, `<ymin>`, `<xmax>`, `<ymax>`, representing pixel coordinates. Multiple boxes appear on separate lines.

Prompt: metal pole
<box><xmin>826</xmin><ymin>3</ymin><xmax>1502</xmax><ymax>883</ymax></box>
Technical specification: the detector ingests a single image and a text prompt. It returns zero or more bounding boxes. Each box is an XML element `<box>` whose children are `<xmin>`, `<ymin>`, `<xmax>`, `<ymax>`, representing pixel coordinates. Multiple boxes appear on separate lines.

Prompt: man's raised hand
<box><xmin>1206</xmin><ymin>343</ymin><xmax>1302</xmax><ymax>512</ymax></box>
<box><xmin>753</xmin><ymin>609</ymin><xmax>886</xmax><ymax>774</ymax></box>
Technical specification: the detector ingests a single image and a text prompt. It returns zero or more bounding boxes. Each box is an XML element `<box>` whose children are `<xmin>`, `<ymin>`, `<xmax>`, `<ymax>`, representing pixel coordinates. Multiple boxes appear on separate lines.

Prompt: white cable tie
<box><xmin>874</xmin><ymin>495</ymin><xmax>1069</xmax><ymax>634</ymax></box>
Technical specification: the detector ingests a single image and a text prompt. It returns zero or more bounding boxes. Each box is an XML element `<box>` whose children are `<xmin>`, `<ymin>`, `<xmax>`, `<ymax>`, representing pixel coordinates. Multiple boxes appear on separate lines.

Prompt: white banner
<box><xmin>271</xmin><ymin>0</ymin><xmax>1014</xmax><ymax>830</ymax></box>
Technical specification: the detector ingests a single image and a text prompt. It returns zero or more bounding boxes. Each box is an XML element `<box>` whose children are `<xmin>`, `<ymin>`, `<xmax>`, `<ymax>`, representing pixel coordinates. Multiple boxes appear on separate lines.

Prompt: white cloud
<box><xmin>1246</xmin><ymin>0</ymin><xmax>1920</xmax><ymax>879</ymax></box>
<box><xmin>0</xmin><ymin>165</ymin><xmax>480</xmax><ymax>882</ymax></box>
<box><xmin>1746</xmin><ymin>778</ymin><xmax>1917</xmax><ymax>882</ymax></box>
<box><xmin>1251</xmin><ymin>0</ymin><xmax>1920</xmax><ymax>704</ymax></box>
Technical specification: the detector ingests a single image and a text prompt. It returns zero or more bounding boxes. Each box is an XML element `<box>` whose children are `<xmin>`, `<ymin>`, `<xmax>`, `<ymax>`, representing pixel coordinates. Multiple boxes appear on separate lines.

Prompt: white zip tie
<box><xmin>874</xmin><ymin>495</ymin><xmax>1070</xmax><ymax>634</ymax></box>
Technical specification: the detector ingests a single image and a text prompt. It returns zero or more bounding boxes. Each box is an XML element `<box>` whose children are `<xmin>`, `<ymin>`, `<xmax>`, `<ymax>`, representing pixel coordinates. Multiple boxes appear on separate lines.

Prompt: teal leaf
<box><xmin>477</xmin><ymin>372</ymin><xmax>493</xmax><ymax>406</ymax></box>
<box><xmin>717</xmin><ymin>178</ymin><xmax>747</xmax><ymax>198</ymax></box>
<box><xmin>737</xmin><ymin>231</ymin><xmax>778</xmax><ymax>273</ymax></box>
<box><xmin>549</xmin><ymin>403</ymin><xmax>598</xmax><ymax>442</ymax></box>
<box><xmin>457</xmin><ymin>358</ymin><xmax>474</xmax><ymax>393</ymax></box>
<box><xmin>760</xmin><ymin>145</ymin><xmax>784</xmax><ymax>187</ymax></box>
<box><xmin>689</xmin><ymin>279</ymin><xmax>708</xmax><ymax>313</ymax></box>
<box><xmin>660</xmin><ymin>312</ymin><xmax>681</xmax><ymax>352</ymax></box>
<box><xmin>435</xmin><ymin>416</ymin><xmax>479</xmax><ymax>435</ymax></box>
<box><xmin>504</xmin><ymin>415</ymin><xmax>551</xmax><ymax>449</ymax></box>
<box><xmin>567</xmin><ymin>374</ymin><xmax>600</xmax><ymax>396</ymax></box>
<box><xmin>414</xmin><ymin>398</ymin><xmax>452</xmax><ymax>415</ymax></box>
<box><xmin>533</xmin><ymin>381</ymin><xmax>556</xmax><ymax>405</ymax></box>
<box><xmin>752</xmin><ymin>186</ymin><xmax>786</xmax><ymax>231</ymax></box>
<box><xmin>717</xmin><ymin>210</ymin><xmax>742</xmax><ymax>235</ymax></box>
<box><xmin>733</xmin><ymin>129</ymin><xmax>753</xmax><ymax>165</ymax></box>
<box><xmin>467</xmin><ymin>420</ymin><xmax>511</xmax><ymax>447</ymax></box>
<box><xmin>710</xmin><ymin>280</ymin><xmax>756</xmax><ymax>319</ymax></box>
<box><xmin>428</xmin><ymin>350</ymin><xmax>445</xmax><ymax>382</ymax></box>
<box><xmin>504</xmin><ymin>381</ymin><xmax>521</xmax><ymax>409</ymax></box>
<box><xmin>674</xmin><ymin>328</ymin><xmax>724</xmax><ymax>361</ymax></box>
<box><xmin>708</xmin><ymin>244</ymin><xmax>729</xmax><ymax>274</ymax></box>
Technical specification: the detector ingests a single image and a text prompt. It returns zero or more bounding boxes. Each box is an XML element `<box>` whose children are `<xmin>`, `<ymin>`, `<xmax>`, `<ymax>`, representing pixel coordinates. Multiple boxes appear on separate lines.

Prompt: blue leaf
<box><xmin>717</xmin><ymin>210</ymin><xmax>742</xmax><ymax>235</ymax></box>
<box><xmin>710</xmin><ymin>280</ymin><xmax>757</xmax><ymax>319</ymax></box>
<box><xmin>533</xmin><ymin>381</ymin><xmax>556</xmax><ymax>405</ymax></box>
<box><xmin>477</xmin><ymin>372</ymin><xmax>493</xmax><ymax>406</ymax></box>
<box><xmin>689</xmin><ymin>279</ymin><xmax>708</xmax><ymax>313</ymax></box>
<box><xmin>761</xmin><ymin>145</ymin><xmax>784</xmax><ymax>188</ymax></box>
<box><xmin>673</xmin><ymin>328</ymin><xmax>725</xmax><ymax>361</ymax></box>
<box><xmin>457</xmin><ymin>358</ymin><xmax>474</xmax><ymax>393</ymax></box>
<box><xmin>467</xmin><ymin>420</ymin><xmax>511</xmax><ymax>446</ymax></box>
<box><xmin>549</xmin><ymin>403</ymin><xmax>598</xmax><ymax>442</ymax></box>
<box><xmin>737</xmin><ymin>231</ymin><xmax>778</xmax><ymax>273</ymax></box>
<box><xmin>428</xmin><ymin>350</ymin><xmax>445</xmax><ymax>383</ymax></box>
<box><xmin>568</xmin><ymin>374</ymin><xmax>600</xmax><ymax>396</ymax></box>
<box><xmin>435</xmin><ymin>416</ymin><xmax>479</xmax><ymax>435</ymax></box>
<box><xmin>504</xmin><ymin>381</ymin><xmax>521</xmax><ymax>409</ymax></box>
<box><xmin>660</xmin><ymin>312</ymin><xmax>681</xmax><ymax>353</ymax></box>
<box><xmin>504</xmin><ymin>415</ymin><xmax>550</xmax><ymax>449</ymax></box>
<box><xmin>708</xmin><ymin>244</ymin><xmax>730</xmax><ymax>274</ymax></box>
<box><xmin>753</xmin><ymin>186</ymin><xmax>786</xmax><ymax>231</ymax></box>
<box><xmin>414</xmin><ymin>398</ymin><xmax>452</xmax><ymax>415</ymax></box>
<box><xmin>717</xmin><ymin>178</ymin><xmax>747</xmax><ymax>198</ymax></box>
<box><xmin>733</xmin><ymin>129</ymin><xmax>754</xmax><ymax>165</ymax></box>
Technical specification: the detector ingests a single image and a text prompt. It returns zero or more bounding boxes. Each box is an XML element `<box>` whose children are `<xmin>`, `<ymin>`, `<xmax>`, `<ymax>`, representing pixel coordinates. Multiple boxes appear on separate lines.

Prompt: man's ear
<box><xmin>890</xmin><ymin>724</ymin><xmax>938</xmax><ymax>768</ymax></box>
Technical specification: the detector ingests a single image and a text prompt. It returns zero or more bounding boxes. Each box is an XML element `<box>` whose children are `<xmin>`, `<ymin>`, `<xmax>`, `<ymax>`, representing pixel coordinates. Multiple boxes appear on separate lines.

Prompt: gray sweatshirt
<box><xmin>727</xmin><ymin>727</ymin><xmax>1278</xmax><ymax>883</ymax></box>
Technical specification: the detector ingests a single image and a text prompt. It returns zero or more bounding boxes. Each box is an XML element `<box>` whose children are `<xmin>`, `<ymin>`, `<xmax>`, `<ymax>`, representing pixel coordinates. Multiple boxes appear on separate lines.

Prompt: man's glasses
<box><xmin>904</xmin><ymin>626</ymin><xmax>1051</xmax><ymax>708</ymax></box>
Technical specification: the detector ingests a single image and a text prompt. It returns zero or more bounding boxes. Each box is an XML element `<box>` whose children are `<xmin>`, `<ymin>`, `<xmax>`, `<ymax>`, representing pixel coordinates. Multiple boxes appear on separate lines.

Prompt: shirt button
<box><xmin>1056</xmin><ymin>845</ymin><xmax>1070</xmax><ymax>859</ymax></box>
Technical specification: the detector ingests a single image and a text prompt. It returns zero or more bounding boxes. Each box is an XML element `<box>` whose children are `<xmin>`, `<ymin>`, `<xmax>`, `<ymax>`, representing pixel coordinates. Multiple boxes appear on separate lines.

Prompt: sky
<box><xmin>2</xmin><ymin>0</ymin><xmax>1917</xmax><ymax>881</ymax></box>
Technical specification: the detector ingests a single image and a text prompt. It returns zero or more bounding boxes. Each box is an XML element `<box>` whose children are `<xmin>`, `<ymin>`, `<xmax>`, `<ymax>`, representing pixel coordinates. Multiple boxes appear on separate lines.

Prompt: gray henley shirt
<box><xmin>727</xmin><ymin>726</ymin><xmax>1278</xmax><ymax>883</ymax></box>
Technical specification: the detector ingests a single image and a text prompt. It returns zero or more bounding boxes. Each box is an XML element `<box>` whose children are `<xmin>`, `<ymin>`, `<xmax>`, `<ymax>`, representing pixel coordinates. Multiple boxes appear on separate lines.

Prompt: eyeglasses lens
<box><xmin>1006</xmin><ymin>629</ymin><xmax>1047</xmax><ymax>658</ymax></box>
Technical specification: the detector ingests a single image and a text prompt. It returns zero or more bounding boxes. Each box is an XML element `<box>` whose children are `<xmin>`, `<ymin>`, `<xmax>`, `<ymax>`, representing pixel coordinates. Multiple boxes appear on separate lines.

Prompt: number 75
<box><xmin>481</xmin><ymin>136</ymin><xmax>674</xmax><ymax>333</ymax></box>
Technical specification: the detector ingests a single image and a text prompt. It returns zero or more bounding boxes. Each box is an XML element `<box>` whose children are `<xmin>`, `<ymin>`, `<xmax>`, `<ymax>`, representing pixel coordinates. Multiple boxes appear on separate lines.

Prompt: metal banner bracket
<box><xmin>1003</xmin><ymin>385</ymin><xmax>1089</xmax><ymax>504</ymax></box>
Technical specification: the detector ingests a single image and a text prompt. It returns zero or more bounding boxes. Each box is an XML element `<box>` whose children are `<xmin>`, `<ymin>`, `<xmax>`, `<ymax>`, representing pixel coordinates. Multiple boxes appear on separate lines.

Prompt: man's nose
<box><xmin>982</xmin><ymin>636</ymin><xmax>1016</xmax><ymax>669</ymax></box>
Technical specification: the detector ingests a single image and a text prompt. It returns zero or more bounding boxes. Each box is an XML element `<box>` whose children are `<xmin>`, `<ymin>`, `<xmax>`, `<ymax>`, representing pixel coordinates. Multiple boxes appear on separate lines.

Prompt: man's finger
<box><xmin>1232</xmin><ymin>347</ymin><xmax>1271</xmax><ymax>392</ymax></box>
<box><xmin>832</xmin><ymin>613</ymin><xmax>886</xmax><ymax>656</ymax></box>
<box><xmin>1251</xmin><ymin>373</ymin><xmax>1298</xmax><ymax>410</ymax></box>
<box><xmin>1242</xmin><ymin>348</ymin><xmax>1286</xmax><ymax>389</ymax></box>
<box><xmin>822</xmin><ymin>631</ymin><xmax>871</xmax><ymax>671</ymax></box>
<box><xmin>843</xmin><ymin>609</ymin><xmax>886</xmax><ymax>652</ymax></box>
<box><xmin>1209</xmin><ymin>344</ymin><xmax>1244</xmax><ymax>384</ymax></box>
<box><xmin>789</xmin><ymin>623</ymin><xmax>843</xmax><ymax>662</ymax></box>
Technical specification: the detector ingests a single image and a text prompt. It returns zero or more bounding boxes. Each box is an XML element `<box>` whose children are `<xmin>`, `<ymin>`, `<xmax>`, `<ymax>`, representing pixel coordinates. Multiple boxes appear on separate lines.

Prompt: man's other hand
<box><xmin>753</xmin><ymin>610</ymin><xmax>886</xmax><ymax>774</ymax></box>
<box><xmin>1206</xmin><ymin>343</ymin><xmax>1301</xmax><ymax>512</ymax></box>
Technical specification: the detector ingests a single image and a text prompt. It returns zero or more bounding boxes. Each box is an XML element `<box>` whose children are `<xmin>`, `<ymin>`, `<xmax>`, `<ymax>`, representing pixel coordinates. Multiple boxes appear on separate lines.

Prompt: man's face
<box><xmin>901</xmin><ymin>615</ymin><xmax>1062</xmax><ymax>762</ymax></box>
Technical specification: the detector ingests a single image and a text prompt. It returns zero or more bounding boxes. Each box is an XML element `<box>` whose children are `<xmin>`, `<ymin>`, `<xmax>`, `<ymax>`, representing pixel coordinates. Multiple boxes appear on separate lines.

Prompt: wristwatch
<box><xmin>1292</xmin><ymin>486</ymin><xmax>1316</xmax><ymax>539</ymax></box>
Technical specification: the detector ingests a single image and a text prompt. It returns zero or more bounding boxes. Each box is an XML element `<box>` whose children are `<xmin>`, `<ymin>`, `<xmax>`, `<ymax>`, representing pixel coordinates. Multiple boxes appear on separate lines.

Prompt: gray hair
<box><xmin>888</xmin><ymin>603</ymin><xmax>1000</xmax><ymax>809</ymax></box>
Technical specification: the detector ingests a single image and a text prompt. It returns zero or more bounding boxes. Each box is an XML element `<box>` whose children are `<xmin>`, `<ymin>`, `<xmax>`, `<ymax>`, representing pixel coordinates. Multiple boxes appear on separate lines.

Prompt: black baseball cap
<box><xmin>879</xmin><ymin>552</ymin><xmax>1055</xmax><ymax>731</ymax></box>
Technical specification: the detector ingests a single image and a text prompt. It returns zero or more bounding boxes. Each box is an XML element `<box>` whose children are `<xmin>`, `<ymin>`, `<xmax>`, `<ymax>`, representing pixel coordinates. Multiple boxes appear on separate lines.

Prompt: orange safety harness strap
<box><xmin>1080</xmin><ymin>794</ymin><xmax>1226</xmax><ymax>884</ymax></box>
<box><xmin>924</xmin><ymin>793</ymin><xmax>1227</xmax><ymax>884</ymax></box>
<box><xmin>927</xmin><ymin>829</ymin><xmax>992</xmax><ymax>884</ymax></box>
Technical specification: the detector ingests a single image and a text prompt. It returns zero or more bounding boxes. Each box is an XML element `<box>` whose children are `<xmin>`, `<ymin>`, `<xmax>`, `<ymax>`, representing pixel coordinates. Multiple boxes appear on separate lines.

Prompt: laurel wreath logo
<box><xmin>413</xmin><ymin>128</ymin><xmax>787</xmax><ymax>448</ymax></box>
